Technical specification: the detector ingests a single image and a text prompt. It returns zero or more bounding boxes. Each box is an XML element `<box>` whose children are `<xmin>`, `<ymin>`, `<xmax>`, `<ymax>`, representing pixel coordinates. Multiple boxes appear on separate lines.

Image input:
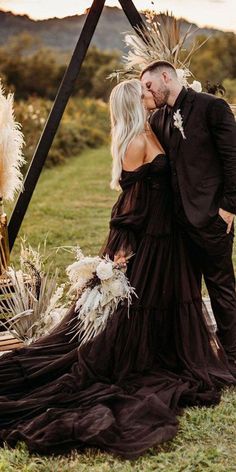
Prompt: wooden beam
<box><xmin>8</xmin><ymin>0</ymin><xmax>106</xmax><ymax>250</ymax></box>
<box><xmin>119</xmin><ymin>0</ymin><xmax>146</xmax><ymax>30</ymax></box>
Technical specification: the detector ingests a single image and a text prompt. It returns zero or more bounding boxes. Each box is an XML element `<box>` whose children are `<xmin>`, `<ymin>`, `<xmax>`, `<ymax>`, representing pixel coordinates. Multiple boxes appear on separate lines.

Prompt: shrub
<box><xmin>15</xmin><ymin>96</ymin><xmax>110</xmax><ymax>169</ymax></box>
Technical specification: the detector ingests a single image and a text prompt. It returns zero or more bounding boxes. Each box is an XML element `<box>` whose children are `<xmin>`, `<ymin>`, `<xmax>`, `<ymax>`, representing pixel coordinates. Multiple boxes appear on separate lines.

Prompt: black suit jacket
<box><xmin>150</xmin><ymin>88</ymin><xmax>236</xmax><ymax>228</ymax></box>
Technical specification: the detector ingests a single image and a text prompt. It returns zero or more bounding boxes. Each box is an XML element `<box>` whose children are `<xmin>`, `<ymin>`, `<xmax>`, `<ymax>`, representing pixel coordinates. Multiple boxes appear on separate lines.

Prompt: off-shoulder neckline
<box><xmin>122</xmin><ymin>153</ymin><xmax>166</xmax><ymax>174</ymax></box>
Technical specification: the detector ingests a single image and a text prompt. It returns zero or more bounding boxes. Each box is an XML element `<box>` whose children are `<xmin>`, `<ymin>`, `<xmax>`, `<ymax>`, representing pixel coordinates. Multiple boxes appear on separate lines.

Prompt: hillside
<box><xmin>0</xmin><ymin>6</ymin><xmax>225</xmax><ymax>53</ymax></box>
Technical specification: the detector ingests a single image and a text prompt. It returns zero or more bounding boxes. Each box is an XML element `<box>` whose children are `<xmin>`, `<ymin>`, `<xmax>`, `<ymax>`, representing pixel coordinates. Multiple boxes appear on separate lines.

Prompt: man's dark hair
<box><xmin>140</xmin><ymin>60</ymin><xmax>177</xmax><ymax>78</ymax></box>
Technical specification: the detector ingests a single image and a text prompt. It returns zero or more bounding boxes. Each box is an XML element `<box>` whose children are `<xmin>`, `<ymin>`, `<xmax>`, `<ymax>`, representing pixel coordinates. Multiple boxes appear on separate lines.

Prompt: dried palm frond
<box><xmin>0</xmin><ymin>81</ymin><xmax>25</xmax><ymax>202</ymax></box>
<box><xmin>0</xmin><ymin>241</ymin><xmax>65</xmax><ymax>344</ymax></box>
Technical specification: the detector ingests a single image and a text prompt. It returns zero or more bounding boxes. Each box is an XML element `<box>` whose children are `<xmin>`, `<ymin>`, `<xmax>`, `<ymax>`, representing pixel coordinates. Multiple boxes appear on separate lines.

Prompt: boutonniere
<box><xmin>173</xmin><ymin>109</ymin><xmax>186</xmax><ymax>140</ymax></box>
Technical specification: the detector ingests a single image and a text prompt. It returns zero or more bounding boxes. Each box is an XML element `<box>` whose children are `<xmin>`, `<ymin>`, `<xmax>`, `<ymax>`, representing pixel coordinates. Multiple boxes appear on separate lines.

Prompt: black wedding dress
<box><xmin>0</xmin><ymin>154</ymin><xmax>235</xmax><ymax>459</ymax></box>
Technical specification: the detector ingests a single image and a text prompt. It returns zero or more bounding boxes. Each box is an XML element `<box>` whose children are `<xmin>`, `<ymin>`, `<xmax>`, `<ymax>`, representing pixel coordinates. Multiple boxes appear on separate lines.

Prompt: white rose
<box><xmin>66</xmin><ymin>257</ymin><xmax>99</xmax><ymax>282</ymax></box>
<box><xmin>190</xmin><ymin>80</ymin><xmax>202</xmax><ymax>92</ymax></box>
<box><xmin>96</xmin><ymin>260</ymin><xmax>113</xmax><ymax>280</ymax></box>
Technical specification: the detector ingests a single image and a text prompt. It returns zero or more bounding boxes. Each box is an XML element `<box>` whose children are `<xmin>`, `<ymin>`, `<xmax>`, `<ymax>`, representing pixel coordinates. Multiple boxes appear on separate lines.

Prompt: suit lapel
<box><xmin>170</xmin><ymin>89</ymin><xmax>196</xmax><ymax>154</ymax></box>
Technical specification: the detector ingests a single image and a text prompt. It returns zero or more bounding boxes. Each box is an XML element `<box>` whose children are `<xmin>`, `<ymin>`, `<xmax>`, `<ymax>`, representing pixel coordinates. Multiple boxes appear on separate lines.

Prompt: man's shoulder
<box><xmin>193</xmin><ymin>91</ymin><xmax>227</xmax><ymax>108</ymax></box>
<box><xmin>193</xmin><ymin>92</ymin><xmax>233</xmax><ymax>121</ymax></box>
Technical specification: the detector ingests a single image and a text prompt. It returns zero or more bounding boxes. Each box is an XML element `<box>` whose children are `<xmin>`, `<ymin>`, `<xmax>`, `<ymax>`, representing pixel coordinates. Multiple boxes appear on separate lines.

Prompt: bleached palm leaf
<box><xmin>0</xmin><ymin>242</ymin><xmax>65</xmax><ymax>344</ymax></box>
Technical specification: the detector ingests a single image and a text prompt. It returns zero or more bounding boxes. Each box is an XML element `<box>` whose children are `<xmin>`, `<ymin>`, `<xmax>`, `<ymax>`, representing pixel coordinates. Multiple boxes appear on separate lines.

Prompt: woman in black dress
<box><xmin>0</xmin><ymin>79</ymin><xmax>234</xmax><ymax>459</ymax></box>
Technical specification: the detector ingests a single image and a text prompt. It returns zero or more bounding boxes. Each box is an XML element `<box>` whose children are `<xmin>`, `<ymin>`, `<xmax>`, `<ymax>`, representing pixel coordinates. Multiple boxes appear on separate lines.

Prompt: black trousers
<box><xmin>175</xmin><ymin>200</ymin><xmax>236</xmax><ymax>360</ymax></box>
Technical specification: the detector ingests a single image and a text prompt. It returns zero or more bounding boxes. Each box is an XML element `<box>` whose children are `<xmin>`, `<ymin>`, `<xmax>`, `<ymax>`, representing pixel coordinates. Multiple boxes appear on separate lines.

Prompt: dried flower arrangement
<box><xmin>0</xmin><ymin>243</ymin><xmax>136</xmax><ymax>347</ymax></box>
<box><xmin>108</xmin><ymin>7</ymin><xmax>207</xmax><ymax>90</ymax></box>
<box><xmin>0</xmin><ymin>241</ymin><xmax>65</xmax><ymax>344</ymax></box>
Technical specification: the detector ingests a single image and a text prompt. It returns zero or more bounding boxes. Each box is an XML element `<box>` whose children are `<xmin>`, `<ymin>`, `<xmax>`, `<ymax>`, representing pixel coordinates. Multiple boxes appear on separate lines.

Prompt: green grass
<box><xmin>0</xmin><ymin>389</ymin><xmax>236</xmax><ymax>471</ymax></box>
<box><xmin>2</xmin><ymin>146</ymin><xmax>236</xmax><ymax>471</ymax></box>
<box><xmin>9</xmin><ymin>146</ymin><xmax>117</xmax><ymax>279</ymax></box>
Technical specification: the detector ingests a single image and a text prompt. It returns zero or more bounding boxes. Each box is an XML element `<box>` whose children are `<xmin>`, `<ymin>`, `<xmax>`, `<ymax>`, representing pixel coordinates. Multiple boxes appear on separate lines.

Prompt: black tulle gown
<box><xmin>0</xmin><ymin>154</ymin><xmax>235</xmax><ymax>459</ymax></box>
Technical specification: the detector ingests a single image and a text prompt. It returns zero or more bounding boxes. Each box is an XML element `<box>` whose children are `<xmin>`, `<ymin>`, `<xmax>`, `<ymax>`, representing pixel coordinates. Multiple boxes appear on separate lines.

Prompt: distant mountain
<box><xmin>0</xmin><ymin>6</ymin><xmax>226</xmax><ymax>54</ymax></box>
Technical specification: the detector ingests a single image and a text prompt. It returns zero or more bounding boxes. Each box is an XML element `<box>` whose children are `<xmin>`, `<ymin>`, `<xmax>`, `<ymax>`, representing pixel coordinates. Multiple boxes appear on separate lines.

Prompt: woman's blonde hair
<box><xmin>109</xmin><ymin>78</ymin><xmax>146</xmax><ymax>190</ymax></box>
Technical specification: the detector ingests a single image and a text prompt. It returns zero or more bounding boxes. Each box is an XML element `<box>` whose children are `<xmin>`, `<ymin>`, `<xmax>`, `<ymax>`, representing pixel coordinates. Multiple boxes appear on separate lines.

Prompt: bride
<box><xmin>0</xmin><ymin>78</ymin><xmax>234</xmax><ymax>459</ymax></box>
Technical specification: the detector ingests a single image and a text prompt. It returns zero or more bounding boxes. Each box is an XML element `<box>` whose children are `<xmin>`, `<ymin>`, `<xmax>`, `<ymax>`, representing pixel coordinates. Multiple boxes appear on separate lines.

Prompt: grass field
<box><xmin>9</xmin><ymin>147</ymin><xmax>117</xmax><ymax>278</ymax></box>
<box><xmin>2</xmin><ymin>146</ymin><xmax>236</xmax><ymax>471</ymax></box>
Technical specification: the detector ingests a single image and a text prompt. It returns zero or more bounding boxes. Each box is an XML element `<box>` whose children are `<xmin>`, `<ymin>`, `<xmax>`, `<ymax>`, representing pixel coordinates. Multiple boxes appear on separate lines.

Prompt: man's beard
<box><xmin>152</xmin><ymin>89</ymin><xmax>170</xmax><ymax>108</ymax></box>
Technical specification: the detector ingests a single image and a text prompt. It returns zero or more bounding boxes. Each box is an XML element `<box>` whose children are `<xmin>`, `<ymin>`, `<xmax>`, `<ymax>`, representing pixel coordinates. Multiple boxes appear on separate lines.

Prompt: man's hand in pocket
<box><xmin>219</xmin><ymin>208</ymin><xmax>235</xmax><ymax>234</ymax></box>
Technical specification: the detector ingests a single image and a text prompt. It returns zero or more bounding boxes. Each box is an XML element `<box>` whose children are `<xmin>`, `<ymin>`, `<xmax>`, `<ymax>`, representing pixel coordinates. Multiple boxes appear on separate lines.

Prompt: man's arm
<box><xmin>208</xmin><ymin>98</ymin><xmax>236</xmax><ymax>220</ymax></box>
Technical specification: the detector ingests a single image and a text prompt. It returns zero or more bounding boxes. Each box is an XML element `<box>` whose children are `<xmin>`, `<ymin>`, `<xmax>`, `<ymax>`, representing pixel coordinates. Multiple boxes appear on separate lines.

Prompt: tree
<box><xmin>223</xmin><ymin>79</ymin><xmax>236</xmax><ymax>103</ymax></box>
<box><xmin>190</xmin><ymin>33</ymin><xmax>236</xmax><ymax>87</ymax></box>
<box><xmin>91</xmin><ymin>59</ymin><xmax>121</xmax><ymax>101</ymax></box>
<box><xmin>73</xmin><ymin>46</ymin><xmax>121</xmax><ymax>98</ymax></box>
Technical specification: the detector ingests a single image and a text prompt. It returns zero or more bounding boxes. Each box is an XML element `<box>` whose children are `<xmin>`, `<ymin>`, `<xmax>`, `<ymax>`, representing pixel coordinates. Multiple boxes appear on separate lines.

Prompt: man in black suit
<box><xmin>141</xmin><ymin>60</ymin><xmax>236</xmax><ymax>371</ymax></box>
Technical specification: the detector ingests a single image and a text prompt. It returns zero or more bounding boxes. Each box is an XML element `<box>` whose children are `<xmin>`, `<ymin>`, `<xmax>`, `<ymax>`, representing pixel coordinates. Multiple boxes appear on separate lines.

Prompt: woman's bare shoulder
<box><xmin>123</xmin><ymin>134</ymin><xmax>146</xmax><ymax>171</ymax></box>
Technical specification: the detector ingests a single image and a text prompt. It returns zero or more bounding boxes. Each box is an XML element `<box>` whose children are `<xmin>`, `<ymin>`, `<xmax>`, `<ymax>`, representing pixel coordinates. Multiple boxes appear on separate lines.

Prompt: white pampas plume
<box><xmin>0</xmin><ymin>81</ymin><xmax>25</xmax><ymax>201</ymax></box>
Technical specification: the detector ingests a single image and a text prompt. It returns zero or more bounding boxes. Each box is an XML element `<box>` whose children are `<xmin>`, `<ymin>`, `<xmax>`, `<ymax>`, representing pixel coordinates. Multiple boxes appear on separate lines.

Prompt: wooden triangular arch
<box><xmin>8</xmin><ymin>0</ymin><xmax>147</xmax><ymax>250</ymax></box>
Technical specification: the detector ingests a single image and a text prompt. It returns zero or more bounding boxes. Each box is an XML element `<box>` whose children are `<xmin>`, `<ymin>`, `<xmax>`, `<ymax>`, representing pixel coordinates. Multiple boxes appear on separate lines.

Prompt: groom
<box><xmin>141</xmin><ymin>60</ymin><xmax>236</xmax><ymax>370</ymax></box>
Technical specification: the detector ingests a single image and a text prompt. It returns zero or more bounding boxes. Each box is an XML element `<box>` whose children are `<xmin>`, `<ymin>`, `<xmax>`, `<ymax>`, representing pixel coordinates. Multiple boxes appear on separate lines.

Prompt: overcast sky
<box><xmin>0</xmin><ymin>0</ymin><xmax>235</xmax><ymax>32</ymax></box>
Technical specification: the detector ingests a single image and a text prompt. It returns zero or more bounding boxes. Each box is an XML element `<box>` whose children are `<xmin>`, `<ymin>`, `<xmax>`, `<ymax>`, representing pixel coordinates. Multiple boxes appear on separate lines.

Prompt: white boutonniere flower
<box><xmin>173</xmin><ymin>109</ymin><xmax>186</xmax><ymax>140</ymax></box>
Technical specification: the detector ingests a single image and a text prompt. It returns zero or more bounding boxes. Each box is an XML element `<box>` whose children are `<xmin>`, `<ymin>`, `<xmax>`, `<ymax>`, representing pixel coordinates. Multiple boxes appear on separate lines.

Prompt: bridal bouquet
<box><xmin>66</xmin><ymin>248</ymin><xmax>137</xmax><ymax>344</ymax></box>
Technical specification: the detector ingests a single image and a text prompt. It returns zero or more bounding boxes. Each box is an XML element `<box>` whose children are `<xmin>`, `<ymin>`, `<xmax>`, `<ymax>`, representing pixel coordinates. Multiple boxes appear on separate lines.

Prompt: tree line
<box><xmin>0</xmin><ymin>31</ymin><xmax>236</xmax><ymax>102</ymax></box>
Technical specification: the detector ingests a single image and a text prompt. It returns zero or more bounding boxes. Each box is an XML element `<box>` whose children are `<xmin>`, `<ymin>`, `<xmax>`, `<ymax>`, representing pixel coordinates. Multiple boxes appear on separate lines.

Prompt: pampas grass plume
<box><xmin>0</xmin><ymin>81</ymin><xmax>25</xmax><ymax>201</ymax></box>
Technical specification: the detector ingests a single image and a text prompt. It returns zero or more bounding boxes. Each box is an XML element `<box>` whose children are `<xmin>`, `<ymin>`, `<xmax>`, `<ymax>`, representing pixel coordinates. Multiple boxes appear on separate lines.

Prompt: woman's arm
<box><xmin>103</xmin><ymin>180</ymin><xmax>150</xmax><ymax>263</ymax></box>
<box><xmin>111</xmin><ymin>135</ymin><xmax>148</xmax><ymax>264</ymax></box>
